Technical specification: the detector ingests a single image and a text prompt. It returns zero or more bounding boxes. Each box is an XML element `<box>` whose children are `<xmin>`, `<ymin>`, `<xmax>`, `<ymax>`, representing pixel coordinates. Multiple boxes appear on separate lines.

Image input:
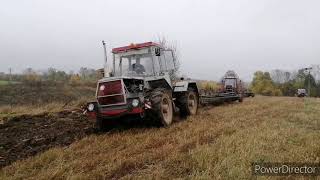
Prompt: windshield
<box><xmin>112</xmin><ymin>46</ymin><xmax>176</xmax><ymax>77</ymax></box>
<box><xmin>114</xmin><ymin>54</ymin><xmax>155</xmax><ymax>77</ymax></box>
<box><xmin>224</xmin><ymin>78</ymin><xmax>236</xmax><ymax>87</ymax></box>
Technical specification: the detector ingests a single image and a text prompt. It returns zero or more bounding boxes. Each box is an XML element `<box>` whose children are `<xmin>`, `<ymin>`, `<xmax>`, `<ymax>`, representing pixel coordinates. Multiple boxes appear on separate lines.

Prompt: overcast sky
<box><xmin>1</xmin><ymin>0</ymin><xmax>320</xmax><ymax>81</ymax></box>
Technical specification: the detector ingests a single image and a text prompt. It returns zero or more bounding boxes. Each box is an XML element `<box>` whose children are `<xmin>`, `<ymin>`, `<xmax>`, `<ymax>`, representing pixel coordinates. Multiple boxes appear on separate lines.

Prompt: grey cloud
<box><xmin>1</xmin><ymin>0</ymin><xmax>320</xmax><ymax>81</ymax></box>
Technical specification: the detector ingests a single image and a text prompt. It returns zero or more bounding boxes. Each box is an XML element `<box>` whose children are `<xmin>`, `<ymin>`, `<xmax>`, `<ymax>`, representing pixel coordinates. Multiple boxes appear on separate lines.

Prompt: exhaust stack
<box><xmin>102</xmin><ymin>40</ymin><xmax>110</xmax><ymax>77</ymax></box>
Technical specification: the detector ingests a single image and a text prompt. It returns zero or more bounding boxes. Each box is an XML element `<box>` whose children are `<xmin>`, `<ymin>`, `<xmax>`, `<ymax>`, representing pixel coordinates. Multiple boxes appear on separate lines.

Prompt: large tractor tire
<box><xmin>238</xmin><ymin>94</ymin><xmax>243</xmax><ymax>102</ymax></box>
<box><xmin>95</xmin><ymin>117</ymin><xmax>114</xmax><ymax>132</ymax></box>
<box><xmin>95</xmin><ymin>116</ymin><xmax>104</xmax><ymax>131</ymax></box>
<box><xmin>239</xmin><ymin>94</ymin><xmax>244</xmax><ymax>102</ymax></box>
<box><xmin>150</xmin><ymin>89</ymin><xmax>173</xmax><ymax>126</ymax></box>
<box><xmin>178</xmin><ymin>89</ymin><xmax>198</xmax><ymax>117</ymax></box>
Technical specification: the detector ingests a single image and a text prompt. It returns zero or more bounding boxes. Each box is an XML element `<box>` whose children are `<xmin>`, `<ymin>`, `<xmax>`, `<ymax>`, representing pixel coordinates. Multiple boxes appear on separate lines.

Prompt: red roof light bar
<box><xmin>112</xmin><ymin>42</ymin><xmax>161</xmax><ymax>53</ymax></box>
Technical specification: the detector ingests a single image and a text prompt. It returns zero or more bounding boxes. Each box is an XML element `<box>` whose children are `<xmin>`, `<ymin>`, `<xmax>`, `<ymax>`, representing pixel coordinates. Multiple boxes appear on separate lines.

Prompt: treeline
<box><xmin>251</xmin><ymin>65</ymin><xmax>320</xmax><ymax>97</ymax></box>
<box><xmin>0</xmin><ymin>67</ymin><xmax>103</xmax><ymax>86</ymax></box>
<box><xmin>0</xmin><ymin>67</ymin><xmax>101</xmax><ymax>105</ymax></box>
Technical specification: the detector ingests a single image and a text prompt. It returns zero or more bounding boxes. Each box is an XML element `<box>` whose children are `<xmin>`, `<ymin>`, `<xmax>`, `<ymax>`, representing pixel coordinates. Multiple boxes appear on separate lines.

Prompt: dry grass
<box><xmin>0</xmin><ymin>97</ymin><xmax>90</xmax><ymax>124</ymax></box>
<box><xmin>1</xmin><ymin>96</ymin><xmax>320</xmax><ymax>179</ymax></box>
<box><xmin>0</xmin><ymin>103</ymin><xmax>64</xmax><ymax>116</ymax></box>
<box><xmin>0</xmin><ymin>103</ymin><xmax>64</xmax><ymax>125</ymax></box>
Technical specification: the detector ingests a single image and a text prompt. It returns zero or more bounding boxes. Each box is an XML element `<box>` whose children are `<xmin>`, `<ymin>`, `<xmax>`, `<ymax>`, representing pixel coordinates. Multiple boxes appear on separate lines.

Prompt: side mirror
<box><xmin>155</xmin><ymin>48</ymin><xmax>161</xmax><ymax>56</ymax></box>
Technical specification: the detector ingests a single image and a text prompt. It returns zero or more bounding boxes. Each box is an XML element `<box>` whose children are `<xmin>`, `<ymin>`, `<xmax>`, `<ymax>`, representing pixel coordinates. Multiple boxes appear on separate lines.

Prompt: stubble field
<box><xmin>0</xmin><ymin>96</ymin><xmax>319</xmax><ymax>179</ymax></box>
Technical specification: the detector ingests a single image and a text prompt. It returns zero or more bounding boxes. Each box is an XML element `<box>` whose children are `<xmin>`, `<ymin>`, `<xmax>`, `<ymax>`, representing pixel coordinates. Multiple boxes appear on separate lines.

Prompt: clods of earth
<box><xmin>0</xmin><ymin>111</ymin><xmax>95</xmax><ymax>168</ymax></box>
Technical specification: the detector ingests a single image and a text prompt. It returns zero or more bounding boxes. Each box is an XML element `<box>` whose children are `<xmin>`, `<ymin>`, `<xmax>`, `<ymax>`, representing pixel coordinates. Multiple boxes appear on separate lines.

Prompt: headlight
<box><xmin>99</xmin><ymin>85</ymin><xmax>105</xmax><ymax>91</ymax></box>
<box><xmin>132</xmin><ymin>99</ymin><xmax>139</xmax><ymax>107</ymax></box>
<box><xmin>88</xmin><ymin>103</ymin><xmax>95</xmax><ymax>111</ymax></box>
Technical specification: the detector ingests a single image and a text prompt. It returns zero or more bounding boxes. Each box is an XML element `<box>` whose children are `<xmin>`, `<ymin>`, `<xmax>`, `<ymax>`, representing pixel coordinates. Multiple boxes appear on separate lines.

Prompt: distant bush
<box><xmin>199</xmin><ymin>81</ymin><xmax>219</xmax><ymax>91</ymax></box>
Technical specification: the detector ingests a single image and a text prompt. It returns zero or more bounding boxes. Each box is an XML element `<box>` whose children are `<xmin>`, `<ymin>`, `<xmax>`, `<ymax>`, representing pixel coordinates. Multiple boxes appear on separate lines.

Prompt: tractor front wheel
<box><xmin>151</xmin><ymin>89</ymin><xmax>173</xmax><ymax>126</ymax></box>
<box><xmin>238</xmin><ymin>95</ymin><xmax>243</xmax><ymax>102</ymax></box>
<box><xmin>96</xmin><ymin>116</ymin><xmax>103</xmax><ymax>131</ymax></box>
<box><xmin>95</xmin><ymin>117</ymin><xmax>114</xmax><ymax>132</ymax></box>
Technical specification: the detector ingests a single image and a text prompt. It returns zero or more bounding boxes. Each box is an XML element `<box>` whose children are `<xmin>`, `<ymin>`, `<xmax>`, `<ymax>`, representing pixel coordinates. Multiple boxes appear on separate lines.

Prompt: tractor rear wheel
<box><xmin>179</xmin><ymin>90</ymin><xmax>198</xmax><ymax>117</ymax></box>
<box><xmin>150</xmin><ymin>89</ymin><xmax>173</xmax><ymax>126</ymax></box>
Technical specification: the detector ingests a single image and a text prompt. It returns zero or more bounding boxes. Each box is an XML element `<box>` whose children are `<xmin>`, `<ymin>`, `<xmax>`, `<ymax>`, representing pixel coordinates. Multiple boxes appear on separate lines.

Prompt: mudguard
<box><xmin>173</xmin><ymin>81</ymin><xmax>199</xmax><ymax>93</ymax></box>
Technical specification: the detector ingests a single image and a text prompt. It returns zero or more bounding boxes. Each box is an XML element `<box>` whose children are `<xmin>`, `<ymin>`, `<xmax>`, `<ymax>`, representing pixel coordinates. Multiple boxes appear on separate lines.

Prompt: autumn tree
<box><xmin>156</xmin><ymin>36</ymin><xmax>180</xmax><ymax>80</ymax></box>
<box><xmin>251</xmin><ymin>71</ymin><xmax>282</xmax><ymax>96</ymax></box>
<box><xmin>23</xmin><ymin>68</ymin><xmax>41</xmax><ymax>83</ymax></box>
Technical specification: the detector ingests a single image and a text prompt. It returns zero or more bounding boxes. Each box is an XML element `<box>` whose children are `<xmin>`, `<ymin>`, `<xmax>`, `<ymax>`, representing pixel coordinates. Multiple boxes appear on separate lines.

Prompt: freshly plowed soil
<box><xmin>0</xmin><ymin>111</ymin><xmax>94</xmax><ymax>168</ymax></box>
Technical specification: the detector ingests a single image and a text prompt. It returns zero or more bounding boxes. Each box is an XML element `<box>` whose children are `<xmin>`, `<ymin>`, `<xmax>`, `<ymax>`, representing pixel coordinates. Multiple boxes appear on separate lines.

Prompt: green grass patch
<box><xmin>0</xmin><ymin>80</ymin><xmax>9</xmax><ymax>85</ymax></box>
<box><xmin>0</xmin><ymin>80</ymin><xmax>20</xmax><ymax>86</ymax></box>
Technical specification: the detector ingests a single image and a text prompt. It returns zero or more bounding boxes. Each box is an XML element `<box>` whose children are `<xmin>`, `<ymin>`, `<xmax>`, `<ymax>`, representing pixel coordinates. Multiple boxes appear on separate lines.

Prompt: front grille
<box><xmin>97</xmin><ymin>80</ymin><xmax>126</xmax><ymax>106</ymax></box>
<box><xmin>225</xmin><ymin>85</ymin><xmax>234</xmax><ymax>92</ymax></box>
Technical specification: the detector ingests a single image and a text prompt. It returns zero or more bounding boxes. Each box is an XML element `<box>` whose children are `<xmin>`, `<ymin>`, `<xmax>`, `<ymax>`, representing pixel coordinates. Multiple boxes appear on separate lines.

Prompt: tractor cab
<box><xmin>111</xmin><ymin>42</ymin><xmax>175</xmax><ymax>77</ymax></box>
<box><xmin>221</xmin><ymin>70</ymin><xmax>242</xmax><ymax>94</ymax></box>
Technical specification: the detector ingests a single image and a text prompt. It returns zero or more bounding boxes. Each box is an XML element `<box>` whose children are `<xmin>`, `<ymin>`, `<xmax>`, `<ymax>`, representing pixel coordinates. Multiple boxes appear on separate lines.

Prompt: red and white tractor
<box><xmin>86</xmin><ymin>42</ymin><xmax>199</xmax><ymax>130</ymax></box>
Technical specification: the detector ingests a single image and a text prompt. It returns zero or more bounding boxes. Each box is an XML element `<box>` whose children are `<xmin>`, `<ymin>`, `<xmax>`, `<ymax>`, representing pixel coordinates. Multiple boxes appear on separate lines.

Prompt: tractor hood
<box><xmin>98</xmin><ymin>76</ymin><xmax>144</xmax><ymax>83</ymax></box>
